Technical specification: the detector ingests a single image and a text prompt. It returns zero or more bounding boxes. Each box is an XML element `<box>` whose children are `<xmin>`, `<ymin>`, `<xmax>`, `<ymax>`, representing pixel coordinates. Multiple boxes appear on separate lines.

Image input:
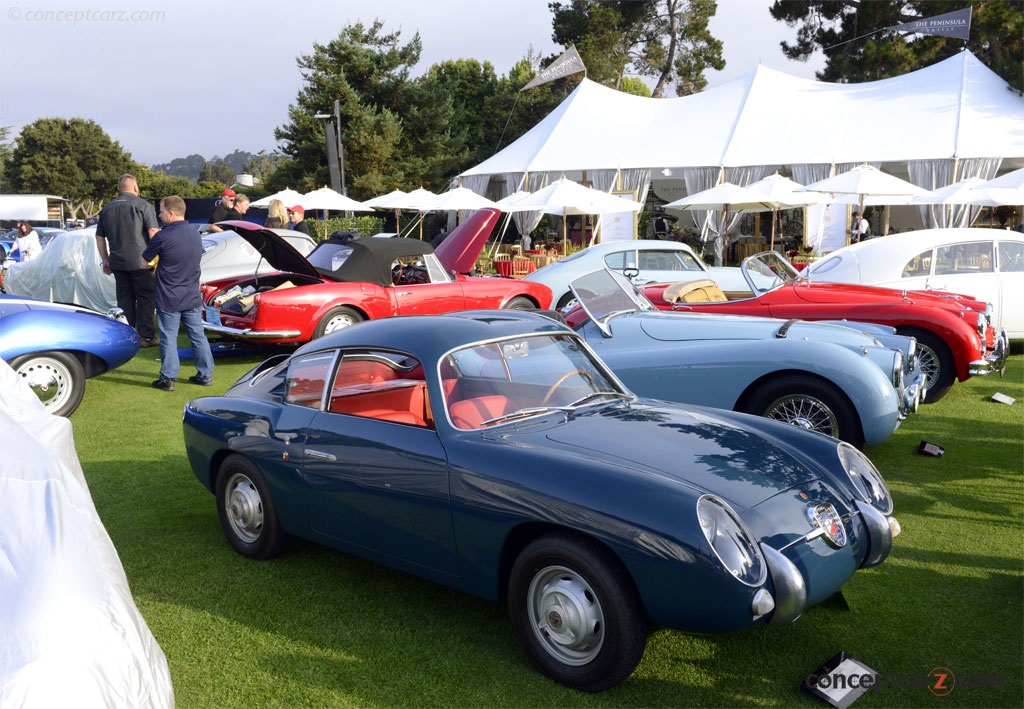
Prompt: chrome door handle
<box><xmin>305</xmin><ymin>449</ymin><xmax>337</xmax><ymax>461</ymax></box>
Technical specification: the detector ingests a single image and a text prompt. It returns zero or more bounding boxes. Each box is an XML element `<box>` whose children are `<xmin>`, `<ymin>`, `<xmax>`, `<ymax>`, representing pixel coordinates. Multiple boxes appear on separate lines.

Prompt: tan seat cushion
<box><xmin>662</xmin><ymin>279</ymin><xmax>728</xmax><ymax>303</ymax></box>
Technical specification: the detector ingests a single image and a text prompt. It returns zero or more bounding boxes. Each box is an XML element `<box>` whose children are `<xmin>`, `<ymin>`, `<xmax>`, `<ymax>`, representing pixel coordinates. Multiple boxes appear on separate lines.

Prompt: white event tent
<box><xmin>458</xmin><ymin>50</ymin><xmax>1024</xmax><ymax>261</ymax></box>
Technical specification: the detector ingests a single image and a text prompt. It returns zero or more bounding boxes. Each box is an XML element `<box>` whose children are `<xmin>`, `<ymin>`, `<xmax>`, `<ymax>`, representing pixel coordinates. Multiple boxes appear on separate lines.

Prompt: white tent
<box><xmin>458</xmin><ymin>51</ymin><xmax>1024</xmax><ymax>256</ymax></box>
<box><xmin>462</xmin><ymin>51</ymin><xmax>1023</xmax><ymax>179</ymax></box>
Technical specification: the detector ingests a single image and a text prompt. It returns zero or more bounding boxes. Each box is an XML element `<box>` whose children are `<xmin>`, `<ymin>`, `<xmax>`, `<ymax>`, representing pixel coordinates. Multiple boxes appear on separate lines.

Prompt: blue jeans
<box><xmin>156</xmin><ymin>306</ymin><xmax>214</xmax><ymax>381</ymax></box>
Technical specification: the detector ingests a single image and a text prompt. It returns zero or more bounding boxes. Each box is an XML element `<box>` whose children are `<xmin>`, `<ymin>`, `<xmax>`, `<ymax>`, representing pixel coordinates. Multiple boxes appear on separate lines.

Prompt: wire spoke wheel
<box><xmin>763</xmin><ymin>393</ymin><xmax>839</xmax><ymax>438</ymax></box>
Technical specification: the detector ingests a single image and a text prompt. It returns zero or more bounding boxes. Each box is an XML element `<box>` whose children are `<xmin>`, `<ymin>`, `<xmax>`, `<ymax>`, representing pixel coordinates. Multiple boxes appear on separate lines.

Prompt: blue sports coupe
<box><xmin>0</xmin><ymin>295</ymin><xmax>140</xmax><ymax>416</ymax></box>
<box><xmin>183</xmin><ymin>309</ymin><xmax>900</xmax><ymax>692</ymax></box>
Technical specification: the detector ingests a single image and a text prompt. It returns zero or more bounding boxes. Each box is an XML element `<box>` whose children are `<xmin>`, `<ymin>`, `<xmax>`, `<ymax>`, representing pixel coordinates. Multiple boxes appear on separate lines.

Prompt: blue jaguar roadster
<box><xmin>182</xmin><ymin>309</ymin><xmax>900</xmax><ymax>692</ymax></box>
<box><xmin>0</xmin><ymin>295</ymin><xmax>140</xmax><ymax>416</ymax></box>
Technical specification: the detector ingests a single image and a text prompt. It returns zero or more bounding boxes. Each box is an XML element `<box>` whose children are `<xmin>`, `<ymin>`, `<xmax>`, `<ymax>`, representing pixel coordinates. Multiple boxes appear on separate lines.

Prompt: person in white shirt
<box><xmin>14</xmin><ymin>221</ymin><xmax>42</xmax><ymax>261</ymax></box>
<box><xmin>849</xmin><ymin>211</ymin><xmax>870</xmax><ymax>243</ymax></box>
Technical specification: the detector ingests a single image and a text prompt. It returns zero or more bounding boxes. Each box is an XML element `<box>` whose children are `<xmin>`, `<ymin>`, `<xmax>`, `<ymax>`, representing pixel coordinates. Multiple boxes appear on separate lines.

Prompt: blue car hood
<box><xmin>637</xmin><ymin>311</ymin><xmax>879</xmax><ymax>347</ymax></box>
<box><xmin>530</xmin><ymin>403</ymin><xmax>820</xmax><ymax>508</ymax></box>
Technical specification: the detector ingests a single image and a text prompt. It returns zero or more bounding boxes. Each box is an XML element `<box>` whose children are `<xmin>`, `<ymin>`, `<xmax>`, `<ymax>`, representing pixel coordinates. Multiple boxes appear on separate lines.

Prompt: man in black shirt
<box><xmin>207</xmin><ymin>188</ymin><xmax>235</xmax><ymax>232</ymax></box>
<box><xmin>288</xmin><ymin>205</ymin><xmax>310</xmax><ymax>235</ymax></box>
<box><xmin>225</xmin><ymin>193</ymin><xmax>251</xmax><ymax>221</ymax></box>
<box><xmin>95</xmin><ymin>174</ymin><xmax>160</xmax><ymax>346</ymax></box>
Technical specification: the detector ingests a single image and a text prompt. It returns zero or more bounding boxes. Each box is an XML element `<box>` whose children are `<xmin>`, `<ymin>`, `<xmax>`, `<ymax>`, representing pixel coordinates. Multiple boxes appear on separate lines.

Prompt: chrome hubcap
<box><xmin>16</xmin><ymin>357</ymin><xmax>71</xmax><ymax>411</ymax></box>
<box><xmin>527</xmin><ymin>566</ymin><xmax>604</xmax><ymax>665</ymax></box>
<box><xmin>225</xmin><ymin>473</ymin><xmax>264</xmax><ymax>543</ymax></box>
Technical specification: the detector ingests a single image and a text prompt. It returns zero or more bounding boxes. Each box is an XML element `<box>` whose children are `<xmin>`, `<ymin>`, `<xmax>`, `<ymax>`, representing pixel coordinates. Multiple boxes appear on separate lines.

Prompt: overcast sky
<box><xmin>1</xmin><ymin>0</ymin><xmax>823</xmax><ymax>167</ymax></box>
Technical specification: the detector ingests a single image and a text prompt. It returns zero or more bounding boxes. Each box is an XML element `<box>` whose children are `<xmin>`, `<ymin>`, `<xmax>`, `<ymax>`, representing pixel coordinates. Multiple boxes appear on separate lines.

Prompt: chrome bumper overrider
<box><xmin>761</xmin><ymin>545</ymin><xmax>807</xmax><ymax>625</ymax></box>
<box><xmin>203</xmin><ymin>323</ymin><xmax>302</xmax><ymax>339</ymax></box>
<box><xmin>970</xmin><ymin>328</ymin><xmax>1008</xmax><ymax>377</ymax></box>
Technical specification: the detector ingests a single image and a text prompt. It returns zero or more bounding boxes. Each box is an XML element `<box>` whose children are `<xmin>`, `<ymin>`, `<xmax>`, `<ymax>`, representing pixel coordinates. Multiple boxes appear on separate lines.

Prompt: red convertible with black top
<box><xmin>202</xmin><ymin>209</ymin><xmax>551</xmax><ymax>345</ymax></box>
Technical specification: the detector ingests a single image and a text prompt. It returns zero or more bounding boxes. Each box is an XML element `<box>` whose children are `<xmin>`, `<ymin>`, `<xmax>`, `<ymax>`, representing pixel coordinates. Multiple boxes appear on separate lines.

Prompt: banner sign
<box><xmin>892</xmin><ymin>7</ymin><xmax>971</xmax><ymax>40</ymax></box>
<box><xmin>521</xmin><ymin>46</ymin><xmax>586</xmax><ymax>91</ymax></box>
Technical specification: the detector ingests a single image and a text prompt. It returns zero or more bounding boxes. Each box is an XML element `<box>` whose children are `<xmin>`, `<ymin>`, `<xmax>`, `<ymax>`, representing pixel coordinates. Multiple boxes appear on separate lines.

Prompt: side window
<box><xmin>998</xmin><ymin>241</ymin><xmax>1024</xmax><ymax>273</ymax></box>
<box><xmin>603</xmin><ymin>251</ymin><xmax>634</xmax><ymax>270</ymax></box>
<box><xmin>327</xmin><ymin>351</ymin><xmax>430</xmax><ymax>427</ymax></box>
<box><xmin>284</xmin><ymin>351</ymin><xmax>337</xmax><ymax>409</ymax></box>
<box><xmin>901</xmin><ymin>249</ymin><xmax>933</xmax><ymax>277</ymax></box>
<box><xmin>934</xmin><ymin>242</ymin><xmax>993</xmax><ymax>275</ymax></box>
<box><xmin>637</xmin><ymin>249</ymin><xmax>704</xmax><ymax>272</ymax></box>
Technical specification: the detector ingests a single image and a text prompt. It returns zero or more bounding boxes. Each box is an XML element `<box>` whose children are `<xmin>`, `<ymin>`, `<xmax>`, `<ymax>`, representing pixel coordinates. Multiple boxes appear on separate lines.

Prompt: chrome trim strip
<box><xmin>203</xmin><ymin>323</ymin><xmax>303</xmax><ymax>339</ymax></box>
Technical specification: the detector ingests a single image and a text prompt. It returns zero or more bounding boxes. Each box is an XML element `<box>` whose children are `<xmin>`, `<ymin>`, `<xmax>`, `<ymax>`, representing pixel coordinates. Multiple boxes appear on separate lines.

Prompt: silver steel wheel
<box><xmin>223</xmin><ymin>472</ymin><xmax>265</xmax><ymax>544</ymax></box>
<box><xmin>13</xmin><ymin>353</ymin><xmax>84</xmax><ymax>416</ymax></box>
<box><xmin>526</xmin><ymin>565</ymin><xmax>605</xmax><ymax>666</ymax></box>
<box><xmin>764</xmin><ymin>393</ymin><xmax>839</xmax><ymax>438</ymax></box>
<box><xmin>323</xmin><ymin>312</ymin><xmax>360</xmax><ymax>333</ymax></box>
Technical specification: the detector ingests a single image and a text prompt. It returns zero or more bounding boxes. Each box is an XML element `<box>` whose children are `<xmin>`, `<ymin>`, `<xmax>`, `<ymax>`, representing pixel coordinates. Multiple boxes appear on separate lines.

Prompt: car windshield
<box><xmin>442</xmin><ymin>333</ymin><xmax>629</xmax><ymax>429</ymax></box>
<box><xmin>741</xmin><ymin>251</ymin><xmax>802</xmax><ymax>295</ymax></box>
<box><xmin>569</xmin><ymin>269</ymin><xmax>657</xmax><ymax>336</ymax></box>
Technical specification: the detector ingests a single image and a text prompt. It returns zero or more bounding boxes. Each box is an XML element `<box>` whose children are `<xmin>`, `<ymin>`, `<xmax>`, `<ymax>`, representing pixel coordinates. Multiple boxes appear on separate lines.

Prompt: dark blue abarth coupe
<box><xmin>182</xmin><ymin>309</ymin><xmax>900</xmax><ymax>692</ymax></box>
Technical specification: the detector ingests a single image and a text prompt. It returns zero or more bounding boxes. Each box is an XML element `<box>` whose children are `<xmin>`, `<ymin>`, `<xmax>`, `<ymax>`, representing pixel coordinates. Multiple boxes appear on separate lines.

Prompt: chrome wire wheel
<box><xmin>526</xmin><ymin>565</ymin><xmax>605</xmax><ymax>666</ymax></box>
<box><xmin>916</xmin><ymin>342</ymin><xmax>942</xmax><ymax>392</ymax></box>
<box><xmin>223</xmin><ymin>472</ymin><xmax>264</xmax><ymax>544</ymax></box>
<box><xmin>763</xmin><ymin>393</ymin><xmax>839</xmax><ymax>438</ymax></box>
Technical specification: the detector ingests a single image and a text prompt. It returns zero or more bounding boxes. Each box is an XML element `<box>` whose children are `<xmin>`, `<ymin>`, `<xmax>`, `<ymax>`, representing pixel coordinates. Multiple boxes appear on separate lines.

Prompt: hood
<box><xmin>433</xmin><ymin>208</ymin><xmax>500</xmax><ymax>273</ymax></box>
<box><xmin>513</xmin><ymin>403</ymin><xmax>821</xmax><ymax>508</ymax></box>
<box><xmin>217</xmin><ymin>221</ymin><xmax>321</xmax><ymax>279</ymax></box>
<box><xmin>0</xmin><ymin>295</ymin><xmax>100</xmax><ymax>317</ymax></box>
<box><xmin>789</xmin><ymin>280</ymin><xmax>975</xmax><ymax>312</ymax></box>
<box><xmin>636</xmin><ymin>310</ymin><xmax>881</xmax><ymax>347</ymax></box>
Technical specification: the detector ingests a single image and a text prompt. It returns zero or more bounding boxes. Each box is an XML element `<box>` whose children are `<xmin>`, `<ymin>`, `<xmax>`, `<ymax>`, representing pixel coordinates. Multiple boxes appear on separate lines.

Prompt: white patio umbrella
<box><xmin>301</xmin><ymin>186</ymin><xmax>370</xmax><ymax>212</ymax></box>
<box><xmin>489</xmin><ymin>190</ymin><xmax>535</xmax><ymax>258</ymax></box>
<box><xmin>666</xmin><ymin>182</ymin><xmax>775</xmax><ymax>263</ymax></box>
<box><xmin>801</xmin><ymin>164</ymin><xmax>930</xmax><ymax>236</ymax></box>
<box><xmin>379</xmin><ymin>188</ymin><xmax>439</xmax><ymax>238</ymax></box>
<box><xmin>250</xmin><ymin>188</ymin><xmax>305</xmax><ymax>209</ymax></box>
<box><xmin>742</xmin><ymin>173</ymin><xmax>827</xmax><ymax>249</ymax></box>
<box><xmin>503</xmin><ymin>178</ymin><xmax>643</xmax><ymax>251</ymax></box>
<box><xmin>979</xmin><ymin>166</ymin><xmax>1024</xmax><ymax>191</ymax></box>
<box><xmin>424</xmin><ymin>187</ymin><xmax>497</xmax><ymax>211</ymax></box>
<box><xmin>364</xmin><ymin>189</ymin><xmax>409</xmax><ymax>232</ymax></box>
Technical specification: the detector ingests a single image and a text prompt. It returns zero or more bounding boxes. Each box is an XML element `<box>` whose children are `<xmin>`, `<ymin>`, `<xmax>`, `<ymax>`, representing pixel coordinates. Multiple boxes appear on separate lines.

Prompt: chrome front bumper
<box><xmin>970</xmin><ymin>328</ymin><xmax>1008</xmax><ymax>377</ymax></box>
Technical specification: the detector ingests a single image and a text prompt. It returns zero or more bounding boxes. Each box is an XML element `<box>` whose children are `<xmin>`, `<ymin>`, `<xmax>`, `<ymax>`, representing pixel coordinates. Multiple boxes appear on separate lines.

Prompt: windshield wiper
<box><xmin>480</xmin><ymin>406</ymin><xmax>570</xmax><ymax>426</ymax></box>
<box><xmin>566</xmin><ymin>391</ymin><xmax>632</xmax><ymax>408</ymax></box>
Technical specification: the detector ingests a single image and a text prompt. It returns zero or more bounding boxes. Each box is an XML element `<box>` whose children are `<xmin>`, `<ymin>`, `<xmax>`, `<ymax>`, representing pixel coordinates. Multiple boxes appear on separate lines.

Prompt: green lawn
<box><xmin>69</xmin><ymin>345</ymin><xmax>1023</xmax><ymax>707</ymax></box>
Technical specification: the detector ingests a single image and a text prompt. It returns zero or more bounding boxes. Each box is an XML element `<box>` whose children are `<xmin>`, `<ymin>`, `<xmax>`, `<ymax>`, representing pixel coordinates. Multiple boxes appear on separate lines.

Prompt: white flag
<box><xmin>521</xmin><ymin>46</ymin><xmax>587</xmax><ymax>92</ymax></box>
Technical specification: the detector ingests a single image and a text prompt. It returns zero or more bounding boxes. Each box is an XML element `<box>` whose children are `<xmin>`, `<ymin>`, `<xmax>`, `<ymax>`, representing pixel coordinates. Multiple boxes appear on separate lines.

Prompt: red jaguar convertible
<box><xmin>639</xmin><ymin>251</ymin><xmax>1007</xmax><ymax>401</ymax></box>
<box><xmin>202</xmin><ymin>210</ymin><xmax>551</xmax><ymax>345</ymax></box>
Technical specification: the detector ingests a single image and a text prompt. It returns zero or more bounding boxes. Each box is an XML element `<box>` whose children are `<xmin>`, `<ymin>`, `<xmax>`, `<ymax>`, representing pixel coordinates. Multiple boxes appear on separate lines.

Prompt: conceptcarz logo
<box><xmin>805</xmin><ymin>661</ymin><xmax>1004</xmax><ymax>707</ymax></box>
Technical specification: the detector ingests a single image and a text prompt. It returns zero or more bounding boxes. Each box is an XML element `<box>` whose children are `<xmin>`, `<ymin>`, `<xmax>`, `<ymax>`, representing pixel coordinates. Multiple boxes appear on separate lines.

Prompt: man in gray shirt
<box><xmin>96</xmin><ymin>174</ymin><xmax>160</xmax><ymax>346</ymax></box>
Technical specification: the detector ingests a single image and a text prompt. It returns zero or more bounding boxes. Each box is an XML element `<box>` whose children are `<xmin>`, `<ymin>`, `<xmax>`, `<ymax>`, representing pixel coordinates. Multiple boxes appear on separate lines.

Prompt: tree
<box><xmin>0</xmin><ymin>126</ymin><xmax>12</xmax><ymax>189</ymax></box>
<box><xmin>4</xmin><ymin>118</ymin><xmax>133</xmax><ymax>201</ymax></box>
<box><xmin>274</xmin><ymin>21</ymin><xmax>424</xmax><ymax>198</ymax></box>
<box><xmin>242</xmin><ymin>151</ymin><xmax>286</xmax><ymax>186</ymax></box>
<box><xmin>198</xmin><ymin>160</ymin><xmax>236</xmax><ymax>185</ymax></box>
<box><xmin>769</xmin><ymin>0</ymin><xmax>1023</xmax><ymax>90</ymax></box>
<box><xmin>549</xmin><ymin>0</ymin><xmax>725</xmax><ymax>96</ymax></box>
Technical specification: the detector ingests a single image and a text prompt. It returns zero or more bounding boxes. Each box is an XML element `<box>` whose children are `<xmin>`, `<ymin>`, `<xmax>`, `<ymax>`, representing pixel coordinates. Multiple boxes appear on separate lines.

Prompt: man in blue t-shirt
<box><xmin>96</xmin><ymin>174</ymin><xmax>161</xmax><ymax>345</ymax></box>
<box><xmin>142</xmin><ymin>196</ymin><xmax>214</xmax><ymax>391</ymax></box>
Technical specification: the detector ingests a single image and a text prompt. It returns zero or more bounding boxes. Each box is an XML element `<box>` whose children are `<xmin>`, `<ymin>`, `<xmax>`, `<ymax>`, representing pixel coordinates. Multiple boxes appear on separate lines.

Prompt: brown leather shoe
<box><xmin>140</xmin><ymin>337</ymin><xmax>161</xmax><ymax>348</ymax></box>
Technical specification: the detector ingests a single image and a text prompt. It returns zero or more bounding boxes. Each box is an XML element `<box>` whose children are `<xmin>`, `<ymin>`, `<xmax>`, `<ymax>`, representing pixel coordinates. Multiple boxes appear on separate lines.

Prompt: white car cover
<box><xmin>0</xmin><ymin>357</ymin><xmax>174</xmax><ymax>707</ymax></box>
<box><xmin>2</xmin><ymin>229</ymin><xmax>117</xmax><ymax>312</ymax></box>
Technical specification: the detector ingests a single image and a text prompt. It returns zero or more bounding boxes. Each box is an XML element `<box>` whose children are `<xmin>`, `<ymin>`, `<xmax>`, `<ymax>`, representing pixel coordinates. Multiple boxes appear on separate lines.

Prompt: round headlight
<box><xmin>837</xmin><ymin>443</ymin><xmax>893</xmax><ymax>514</ymax></box>
<box><xmin>697</xmin><ymin>495</ymin><xmax>767</xmax><ymax>587</ymax></box>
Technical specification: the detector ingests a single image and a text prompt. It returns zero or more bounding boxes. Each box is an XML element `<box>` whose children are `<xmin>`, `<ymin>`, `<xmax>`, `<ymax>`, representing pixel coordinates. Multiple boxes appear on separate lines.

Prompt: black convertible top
<box><xmin>309</xmin><ymin>237</ymin><xmax>435</xmax><ymax>287</ymax></box>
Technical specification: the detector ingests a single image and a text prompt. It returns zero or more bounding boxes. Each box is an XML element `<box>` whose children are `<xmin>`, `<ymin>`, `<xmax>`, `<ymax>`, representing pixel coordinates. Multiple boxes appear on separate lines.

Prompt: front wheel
<box><xmin>508</xmin><ymin>533</ymin><xmax>647</xmax><ymax>692</ymax></box>
<box><xmin>314</xmin><ymin>306</ymin><xmax>364</xmax><ymax>338</ymax></box>
<box><xmin>215</xmin><ymin>454</ymin><xmax>288</xmax><ymax>560</ymax></box>
<box><xmin>897</xmin><ymin>327</ymin><xmax>955</xmax><ymax>402</ymax></box>
<box><xmin>741</xmin><ymin>374</ymin><xmax>864</xmax><ymax>448</ymax></box>
<box><xmin>10</xmin><ymin>351</ymin><xmax>86</xmax><ymax>417</ymax></box>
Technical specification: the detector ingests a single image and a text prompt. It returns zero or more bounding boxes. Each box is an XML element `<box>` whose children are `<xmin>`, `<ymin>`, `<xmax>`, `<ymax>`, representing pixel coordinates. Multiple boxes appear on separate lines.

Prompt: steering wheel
<box><xmin>391</xmin><ymin>261</ymin><xmax>404</xmax><ymax>285</ymax></box>
<box><xmin>541</xmin><ymin>369</ymin><xmax>596</xmax><ymax>406</ymax></box>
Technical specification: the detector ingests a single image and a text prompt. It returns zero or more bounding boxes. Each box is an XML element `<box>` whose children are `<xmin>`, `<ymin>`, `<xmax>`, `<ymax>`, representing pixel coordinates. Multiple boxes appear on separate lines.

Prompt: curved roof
<box><xmin>461</xmin><ymin>51</ymin><xmax>1024</xmax><ymax>176</ymax></box>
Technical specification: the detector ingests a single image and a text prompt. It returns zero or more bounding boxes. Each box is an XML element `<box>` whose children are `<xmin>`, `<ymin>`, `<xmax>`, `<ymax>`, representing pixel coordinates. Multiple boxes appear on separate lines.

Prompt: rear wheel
<box><xmin>215</xmin><ymin>454</ymin><xmax>288</xmax><ymax>559</ymax></box>
<box><xmin>897</xmin><ymin>327</ymin><xmax>955</xmax><ymax>402</ymax></box>
<box><xmin>741</xmin><ymin>374</ymin><xmax>864</xmax><ymax>448</ymax></box>
<box><xmin>503</xmin><ymin>296</ymin><xmax>535</xmax><ymax>310</ymax></box>
<box><xmin>555</xmin><ymin>292</ymin><xmax>576</xmax><ymax>310</ymax></box>
<box><xmin>10</xmin><ymin>351</ymin><xmax>86</xmax><ymax>417</ymax></box>
<box><xmin>314</xmin><ymin>306</ymin><xmax>364</xmax><ymax>338</ymax></box>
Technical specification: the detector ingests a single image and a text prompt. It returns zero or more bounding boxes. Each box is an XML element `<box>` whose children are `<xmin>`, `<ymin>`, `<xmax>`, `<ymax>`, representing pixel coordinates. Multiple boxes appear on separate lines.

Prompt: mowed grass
<box><xmin>69</xmin><ymin>343</ymin><xmax>1023</xmax><ymax>708</ymax></box>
